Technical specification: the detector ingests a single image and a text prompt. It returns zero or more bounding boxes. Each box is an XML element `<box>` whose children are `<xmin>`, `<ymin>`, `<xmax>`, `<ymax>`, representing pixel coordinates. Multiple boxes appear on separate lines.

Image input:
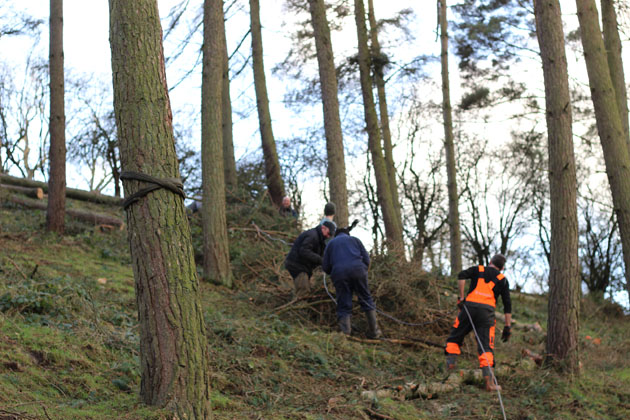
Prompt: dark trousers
<box><xmin>332</xmin><ymin>268</ymin><xmax>375</xmax><ymax>319</ymax></box>
<box><xmin>445</xmin><ymin>303</ymin><xmax>496</xmax><ymax>368</ymax></box>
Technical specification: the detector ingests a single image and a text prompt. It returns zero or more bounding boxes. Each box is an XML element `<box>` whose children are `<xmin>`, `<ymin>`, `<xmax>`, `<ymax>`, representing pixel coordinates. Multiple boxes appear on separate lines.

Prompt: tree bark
<box><xmin>438</xmin><ymin>0</ymin><xmax>463</xmax><ymax>274</ymax></box>
<box><xmin>576</xmin><ymin>0</ymin><xmax>630</xmax><ymax>302</ymax></box>
<box><xmin>46</xmin><ymin>0</ymin><xmax>66</xmax><ymax>234</ymax></box>
<box><xmin>108</xmin><ymin>1</ymin><xmax>211</xmax><ymax>418</ymax></box>
<box><xmin>535</xmin><ymin>0</ymin><xmax>580</xmax><ymax>373</ymax></box>
<box><xmin>203</xmin><ymin>0</ymin><xmax>233</xmax><ymax>287</ymax></box>
<box><xmin>307</xmin><ymin>0</ymin><xmax>349</xmax><ymax>227</ymax></box>
<box><xmin>601</xmin><ymin>0</ymin><xmax>629</xmax><ymax>151</ymax></box>
<box><xmin>221</xmin><ymin>7</ymin><xmax>238</xmax><ymax>191</ymax></box>
<box><xmin>367</xmin><ymin>0</ymin><xmax>403</xmax><ymax>234</ymax></box>
<box><xmin>249</xmin><ymin>0</ymin><xmax>285</xmax><ymax>207</ymax></box>
<box><xmin>354</xmin><ymin>0</ymin><xmax>404</xmax><ymax>252</ymax></box>
<box><xmin>0</xmin><ymin>174</ymin><xmax>123</xmax><ymax>205</ymax></box>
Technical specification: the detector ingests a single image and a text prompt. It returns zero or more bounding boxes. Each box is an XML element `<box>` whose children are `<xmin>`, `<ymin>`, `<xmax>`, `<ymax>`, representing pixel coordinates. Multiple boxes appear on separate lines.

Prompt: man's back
<box><xmin>322</xmin><ymin>233</ymin><xmax>369</xmax><ymax>277</ymax></box>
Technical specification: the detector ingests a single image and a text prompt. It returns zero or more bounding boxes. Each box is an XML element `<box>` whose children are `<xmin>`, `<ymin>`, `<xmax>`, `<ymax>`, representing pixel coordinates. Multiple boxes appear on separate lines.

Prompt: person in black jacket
<box><xmin>285</xmin><ymin>220</ymin><xmax>336</xmax><ymax>297</ymax></box>
<box><xmin>322</xmin><ymin>228</ymin><xmax>381</xmax><ymax>338</ymax></box>
<box><xmin>444</xmin><ymin>254</ymin><xmax>512</xmax><ymax>391</ymax></box>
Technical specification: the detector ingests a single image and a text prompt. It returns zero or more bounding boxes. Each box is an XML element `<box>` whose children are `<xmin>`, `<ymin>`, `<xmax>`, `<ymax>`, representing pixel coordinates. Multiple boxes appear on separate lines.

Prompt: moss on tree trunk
<box><xmin>202</xmin><ymin>0</ymin><xmax>233</xmax><ymax>287</ymax></box>
<box><xmin>577</xmin><ymin>0</ymin><xmax>630</xmax><ymax>308</ymax></box>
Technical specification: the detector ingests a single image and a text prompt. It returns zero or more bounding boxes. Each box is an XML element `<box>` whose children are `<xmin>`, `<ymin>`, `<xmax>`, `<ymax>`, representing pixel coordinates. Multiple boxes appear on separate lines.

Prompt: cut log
<box><xmin>7</xmin><ymin>194</ymin><xmax>124</xmax><ymax>230</ymax></box>
<box><xmin>0</xmin><ymin>184</ymin><xmax>44</xmax><ymax>199</ymax></box>
<box><xmin>0</xmin><ymin>174</ymin><xmax>122</xmax><ymax>206</ymax></box>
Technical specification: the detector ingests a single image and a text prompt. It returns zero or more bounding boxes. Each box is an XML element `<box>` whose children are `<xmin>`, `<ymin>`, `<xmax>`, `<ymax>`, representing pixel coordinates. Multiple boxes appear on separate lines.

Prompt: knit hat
<box><xmin>324</xmin><ymin>202</ymin><xmax>336</xmax><ymax>216</ymax></box>
<box><xmin>321</xmin><ymin>220</ymin><xmax>336</xmax><ymax>237</ymax></box>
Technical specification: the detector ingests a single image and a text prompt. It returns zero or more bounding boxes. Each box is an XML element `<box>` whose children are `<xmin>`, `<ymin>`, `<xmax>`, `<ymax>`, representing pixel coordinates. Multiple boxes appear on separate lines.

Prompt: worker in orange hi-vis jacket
<box><xmin>444</xmin><ymin>254</ymin><xmax>512</xmax><ymax>391</ymax></box>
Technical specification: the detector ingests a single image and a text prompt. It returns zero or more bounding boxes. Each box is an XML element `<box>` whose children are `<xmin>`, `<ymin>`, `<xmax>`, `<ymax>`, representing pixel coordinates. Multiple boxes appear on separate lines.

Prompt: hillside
<box><xmin>1</xmin><ymin>196</ymin><xmax>630</xmax><ymax>420</ymax></box>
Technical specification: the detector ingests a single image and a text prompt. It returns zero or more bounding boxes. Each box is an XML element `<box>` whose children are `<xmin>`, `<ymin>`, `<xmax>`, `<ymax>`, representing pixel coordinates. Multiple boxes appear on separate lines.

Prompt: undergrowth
<box><xmin>1</xmin><ymin>182</ymin><xmax>630</xmax><ymax>419</ymax></box>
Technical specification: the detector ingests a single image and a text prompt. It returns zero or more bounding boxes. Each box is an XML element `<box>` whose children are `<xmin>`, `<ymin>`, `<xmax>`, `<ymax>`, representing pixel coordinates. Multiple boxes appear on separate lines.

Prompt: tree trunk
<box><xmin>576</xmin><ymin>0</ymin><xmax>630</xmax><ymax>302</ymax></box>
<box><xmin>535</xmin><ymin>0</ymin><xmax>580</xmax><ymax>373</ymax></box>
<box><xmin>438</xmin><ymin>0</ymin><xmax>463</xmax><ymax>275</ymax></box>
<box><xmin>221</xmin><ymin>8</ymin><xmax>238</xmax><ymax>191</ymax></box>
<box><xmin>46</xmin><ymin>0</ymin><xmax>66</xmax><ymax>234</ymax></box>
<box><xmin>601</xmin><ymin>0</ymin><xmax>629</xmax><ymax>151</ymax></box>
<box><xmin>354</xmin><ymin>0</ymin><xmax>404</xmax><ymax>252</ymax></box>
<box><xmin>249</xmin><ymin>0</ymin><xmax>285</xmax><ymax>207</ymax></box>
<box><xmin>307</xmin><ymin>0</ymin><xmax>349</xmax><ymax>227</ymax></box>
<box><xmin>202</xmin><ymin>0</ymin><xmax>233</xmax><ymax>287</ymax></box>
<box><xmin>367</xmin><ymin>0</ymin><xmax>403</xmax><ymax>235</ymax></box>
<box><xmin>107</xmin><ymin>140</ymin><xmax>122</xmax><ymax>197</ymax></box>
<box><xmin>0</xmin><ymin>174</ymin><xmax>123</xmax><ymax>205</ymax></box>
<box><xmin>108</xmin><ymin>1</ymin><xmax>211</xmax><ymax>418</ymax></box>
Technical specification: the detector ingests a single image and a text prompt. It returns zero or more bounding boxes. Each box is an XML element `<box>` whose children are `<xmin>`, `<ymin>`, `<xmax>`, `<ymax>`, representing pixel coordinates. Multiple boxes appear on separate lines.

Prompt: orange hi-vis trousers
<box><xmin>445</xmin><ymin>302</ymin><xmax>496</xmax><ymax>368</ymax></box>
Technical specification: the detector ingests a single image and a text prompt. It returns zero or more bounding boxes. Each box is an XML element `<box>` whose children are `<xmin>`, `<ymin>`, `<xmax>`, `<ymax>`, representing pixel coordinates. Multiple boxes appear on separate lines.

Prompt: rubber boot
<box><xmin>445</xmin><ymin>355</ymin><xmax>458</xmax><ymax>371</ymax></box>
<box><xmin>338</xmin><ymin>315</ymin><xmax>351</xmax><ymax>335</ymax></box>
<box><xmin>482</xmin><ymin>367</ymin><xmax>501</xmax><ymax>391</ymax></box>
<box><xmin>365</xmin><ymin>310</ymin><xmax>382</xmax><ymax>339</ymax></box>
<box><xmin>293</xmin><ymin>272</ymin><xmax>311</xmax><ymax>298</ymax></box>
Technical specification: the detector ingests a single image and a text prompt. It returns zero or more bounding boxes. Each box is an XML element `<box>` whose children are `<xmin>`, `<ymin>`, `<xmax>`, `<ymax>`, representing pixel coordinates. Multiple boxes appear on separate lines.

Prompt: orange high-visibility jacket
<box><xmin>459</xmin><ymin>265</ymin><xmax>511</xmax><ymax>313</ymax></box>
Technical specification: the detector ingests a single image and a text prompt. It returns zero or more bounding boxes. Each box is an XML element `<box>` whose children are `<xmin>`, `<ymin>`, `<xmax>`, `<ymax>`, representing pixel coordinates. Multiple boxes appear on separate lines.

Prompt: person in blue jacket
<box><xmin>322</xmin><ymin>226</ymin><xmax>381</xmax><ymax>338</ymax></box>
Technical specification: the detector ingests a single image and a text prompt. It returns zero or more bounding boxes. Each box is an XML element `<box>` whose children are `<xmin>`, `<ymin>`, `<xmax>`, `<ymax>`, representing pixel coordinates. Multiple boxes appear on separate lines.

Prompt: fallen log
<box><xmin>7</xmin><ymin>194</ymin><xmax>124</xmax><ymax>230</ymax></box>
<box><xmin>0</xmin><ymin>184</ymin><xmax>44</xmax><ymax>199</ymax></box>
<box><xmin>0</xmin><ymin>174</ymin><xmax>122</xmax><ymax>206</ymax></box>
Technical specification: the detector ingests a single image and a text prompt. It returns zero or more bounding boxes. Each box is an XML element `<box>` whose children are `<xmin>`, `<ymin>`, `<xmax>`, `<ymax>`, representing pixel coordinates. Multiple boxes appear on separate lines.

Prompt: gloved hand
<box><xmin>501</xmin><ymin>326</ymin><xmax>511</xmax><ymax>342</ymax></box>
<box><xmin>457</xmin><ymin>298</ymin><xmax>465</xmax><ymax>310</ymax></box>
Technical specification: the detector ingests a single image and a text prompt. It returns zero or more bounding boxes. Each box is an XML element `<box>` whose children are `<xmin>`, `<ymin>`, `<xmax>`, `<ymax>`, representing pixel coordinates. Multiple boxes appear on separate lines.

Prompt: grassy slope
<box><xmin>1</xmin><ymin>200</ymin><xmax>630</xmax><ymax>420</ymax></box>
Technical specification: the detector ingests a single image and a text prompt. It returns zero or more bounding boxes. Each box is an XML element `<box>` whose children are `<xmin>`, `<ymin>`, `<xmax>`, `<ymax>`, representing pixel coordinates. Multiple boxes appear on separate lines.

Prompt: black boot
<box><xmin>365</xmin><ymin>310</ymin><xmax>382</xmax><ymax>339</ymax></box>
<box><xmin>338</xmin><ymin>316</ymin><xmax>351</xmax><ymax>335</ymax></box>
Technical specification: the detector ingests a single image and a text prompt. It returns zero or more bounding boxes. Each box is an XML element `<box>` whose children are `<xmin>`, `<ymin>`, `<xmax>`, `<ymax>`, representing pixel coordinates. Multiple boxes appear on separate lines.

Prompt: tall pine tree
<box><xmin>46</xmin><ymin>0</ymin><xmax>66</xmax><ymax>234</ymax></box>
<box><xmin>535</xmin><ymin>0</ymin><xmax>580</xmax><ymax>373</ymax></box>
<box><xmin>202</xmin><ymin>0</ymin><xmax>232</xmax><ymax>287</ymax></box>
<box><xmin>109</xmin><ymin>0</ymin><xmax>211</xmax><ymax>416</ymax></box>
<box><xmin>308</xmin><ymin>0</ymin><xmax>349</xmax><ymax>227</ymax></box>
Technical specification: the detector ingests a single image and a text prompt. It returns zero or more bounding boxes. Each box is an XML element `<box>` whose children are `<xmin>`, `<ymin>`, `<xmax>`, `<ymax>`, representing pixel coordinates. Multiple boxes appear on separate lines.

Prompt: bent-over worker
<box><xmin>322</xmin><ymin>227</ymin><xmax>381</xmax><ymax>339</ymax></box>
<box><xmin>284</xmin><ymin>220</ymin><xmax>336</xmax><ymax>297</ymax></box>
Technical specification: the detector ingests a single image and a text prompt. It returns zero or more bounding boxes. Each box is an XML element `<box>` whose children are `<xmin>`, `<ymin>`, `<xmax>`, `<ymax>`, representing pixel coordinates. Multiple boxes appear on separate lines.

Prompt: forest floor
<box><xmin>1</xmin><ymin>195</ymin><xmax>630</xmax><ymax>420</ymax></box>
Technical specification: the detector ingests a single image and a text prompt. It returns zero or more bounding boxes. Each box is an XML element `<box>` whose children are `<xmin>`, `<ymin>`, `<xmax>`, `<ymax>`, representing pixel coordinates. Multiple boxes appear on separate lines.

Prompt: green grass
<box><xmin>1</xmin><ymin>201</ymin><xmax>630</xmax><ymax>419</ymax></box>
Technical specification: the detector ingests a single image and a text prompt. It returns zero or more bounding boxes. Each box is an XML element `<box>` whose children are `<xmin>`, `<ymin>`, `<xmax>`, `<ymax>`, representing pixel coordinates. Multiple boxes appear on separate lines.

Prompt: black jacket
<box><xmin>458</xmin><ymin>265</ymin><xmax>512</xmax><ymax>313</ymax></box>
<box><xmin>284</xmin><ymin>225</ymin><xmax>327</xmax><ymax>277</ymax></box>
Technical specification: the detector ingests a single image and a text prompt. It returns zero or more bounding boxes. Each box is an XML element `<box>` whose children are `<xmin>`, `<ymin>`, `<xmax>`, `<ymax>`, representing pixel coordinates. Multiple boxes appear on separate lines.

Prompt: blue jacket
<box><xmin>322</xmin><ymin>233</ymin><xmax>370</xmax><ymax>278</ymax></box>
